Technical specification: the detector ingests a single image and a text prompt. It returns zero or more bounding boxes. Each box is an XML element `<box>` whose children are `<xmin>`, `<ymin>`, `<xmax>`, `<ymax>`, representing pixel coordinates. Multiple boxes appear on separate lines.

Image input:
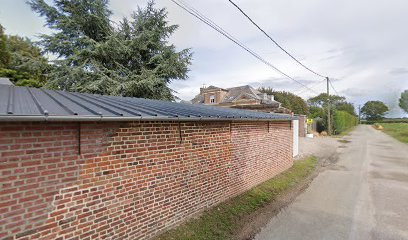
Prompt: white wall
<box><xmin>293</xmin><ymin>120</ymin><xmax>299</xmax><ymax>157</ymax></box>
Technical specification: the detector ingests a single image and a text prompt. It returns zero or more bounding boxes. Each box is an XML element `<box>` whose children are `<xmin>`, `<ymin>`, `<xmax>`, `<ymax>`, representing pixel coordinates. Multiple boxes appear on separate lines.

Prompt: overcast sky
<box><xmin>1</xmin><ymin>0</ymin><xmax>407</xmax><ymax>117</ymax></box>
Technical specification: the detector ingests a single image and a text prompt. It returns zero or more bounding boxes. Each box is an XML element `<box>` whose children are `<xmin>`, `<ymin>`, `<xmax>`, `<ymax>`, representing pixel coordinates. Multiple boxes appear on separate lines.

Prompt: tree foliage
<box><xmin>307</xmin><ymin>93</ymin><xmax>357</xmax><ymax>134</ymax></box>
<box><xmin>0</xmin><ymin>24</ymin><xmax>10</xmax><ymax>68</ymax></box>
<box><xmin>258</xmin><ymin>87</ymin><xmax>309</xmax><ymax>115</ymax></box>
<box><xmin>28</xmin><ymin>0</ymin><xmax>192</xmax><ymax>100</ymax></box>
<box><xmin>0</xmin><ymin>24</ymin><xmax>49</xmax><ymax>87</ymax></box>
<box><xmin>336</xmin><ymin>102</ymin><xmax>356</xmax><ymax>116</ymax></box>
<box><xmin>361</xmin><ymin>101</ymin><xmax>389</xmax><ymax>120</ymax></box>
<box><xmin>309</xmin><ymin>106</ymin><xmax>324</xmax><ymax>119</ymax></box>
<box><xmin>308</xmin><ymin>93</ymin><xmax>356</xmax><ymax>115</ymax></box>
<box><xmin>399</xmin><ymin>90</ymin><xmax>408</xmax><ymax>113</ymax></box>
<box><xmin>307</xmin><ymin>93</ymin><xmax>346</xmax><ymax>108</ymax></box>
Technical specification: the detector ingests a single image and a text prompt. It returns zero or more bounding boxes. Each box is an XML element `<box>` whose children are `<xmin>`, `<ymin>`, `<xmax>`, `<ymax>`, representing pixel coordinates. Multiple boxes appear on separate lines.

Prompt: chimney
<box><xmin>200</xmin><ymin>84</ymin><xmax>207</xmax><ymax>94</ymax></box>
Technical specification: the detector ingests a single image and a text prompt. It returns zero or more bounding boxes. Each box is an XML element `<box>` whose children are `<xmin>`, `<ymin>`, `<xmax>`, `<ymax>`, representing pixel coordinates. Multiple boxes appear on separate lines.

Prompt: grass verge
<box><xmin>155</xmin><ymin>156</ymin><xmax>318</xmax><ymax>240</ymax></box>
<box><xmin>381</xmin><ymin>123</ymin><xmax>408</xmax><ymax>144</ymax></box>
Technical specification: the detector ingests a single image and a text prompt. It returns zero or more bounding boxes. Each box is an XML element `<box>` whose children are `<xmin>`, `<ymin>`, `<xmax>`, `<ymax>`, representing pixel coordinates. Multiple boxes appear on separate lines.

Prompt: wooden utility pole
<box><xmin>326</xmin><ymin>77</ymin><xmax>331</xmax><ymax>135</ymax></box>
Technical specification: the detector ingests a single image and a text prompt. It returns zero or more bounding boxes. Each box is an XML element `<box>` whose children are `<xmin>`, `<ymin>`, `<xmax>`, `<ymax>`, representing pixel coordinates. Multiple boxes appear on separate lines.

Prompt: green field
<box><xmin>381</xmin><ymin>123</ymin><xmax>408</xmax><ymax>144</ymax></box>
<box><xmin>155</xmin><ymin>156</ymin><xmax>317</xmax><ymax>240</ymax></box>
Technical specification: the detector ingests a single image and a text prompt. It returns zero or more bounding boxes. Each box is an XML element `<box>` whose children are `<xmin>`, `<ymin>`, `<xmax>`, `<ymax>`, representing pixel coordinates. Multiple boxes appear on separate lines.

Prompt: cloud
<box><xmin>390</xmin><ymin>68</ymin><xmax>408</xmax><ymax>75</ymax></box>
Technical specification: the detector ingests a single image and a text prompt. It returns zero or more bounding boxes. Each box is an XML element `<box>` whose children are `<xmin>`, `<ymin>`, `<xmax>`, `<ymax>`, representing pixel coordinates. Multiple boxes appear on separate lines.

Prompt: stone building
<box><xmin>191</xmin><ymin>85</ymin><xmax>291</xmax><ymax>113</ymax></box>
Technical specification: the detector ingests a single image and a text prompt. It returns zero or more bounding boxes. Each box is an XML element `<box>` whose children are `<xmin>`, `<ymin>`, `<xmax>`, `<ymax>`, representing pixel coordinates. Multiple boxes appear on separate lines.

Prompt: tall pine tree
<box><xmin>29</xmin><ymin>0</ymin><xmax>192</xmax><ymax>100</ymax></box>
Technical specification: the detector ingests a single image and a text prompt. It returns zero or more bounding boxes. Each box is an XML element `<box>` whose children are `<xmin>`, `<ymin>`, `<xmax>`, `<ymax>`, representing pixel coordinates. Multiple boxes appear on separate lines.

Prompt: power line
<box><xmin>228</xmin><ymin>0</ymin><xmax>327</xmax><ymax>79</ymax></box>
<box><xmin>296</xmin><ymin>79</ymin><xmax>326</xmax><ymax>95</ymax></box>
<box><xmin>329</xmin><ymin>79</ymin><xmax>339</xmax><ymax>95</ymax></box>
<box><xmin>170</xmin><ymin>0</ymin><xmax>320</xmax><ymax>94</ymax></box>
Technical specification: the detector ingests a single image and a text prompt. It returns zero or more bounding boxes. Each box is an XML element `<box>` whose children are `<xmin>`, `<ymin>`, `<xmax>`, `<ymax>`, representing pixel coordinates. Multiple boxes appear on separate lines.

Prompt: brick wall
<box><xmin>0</xmin><ymin>121</ymin><xmax>293</xmax><ymax>240</ymax></box>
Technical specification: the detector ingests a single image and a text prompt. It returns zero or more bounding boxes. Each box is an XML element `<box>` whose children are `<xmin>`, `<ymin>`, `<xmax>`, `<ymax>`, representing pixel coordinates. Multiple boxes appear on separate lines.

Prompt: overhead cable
<box><xmin>228</xmin><ymin>0</ymin><xmax>327</xmax><ymax>79</ymax></box>
<box><xmin>171</xmin><ymin>0</ymin><xmax>319</xmax><ymax>94</ymax></box>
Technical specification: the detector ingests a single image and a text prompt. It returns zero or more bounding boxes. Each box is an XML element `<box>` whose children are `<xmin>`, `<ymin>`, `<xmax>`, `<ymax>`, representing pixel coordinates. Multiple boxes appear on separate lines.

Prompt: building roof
<box><xmin>192</xmin><ymin>85</ymin><xmax>280</xmax><ymax>105</ymax></box>
<box><xmin>204</xmin><ymin>85</ymin><xmax>227</xmax><ymax>91</ymax></box>
<box><xmin>0</xmin><ymin>78</ymin><xmax>14</xmax><ymax>85</ymax></box>
<box><xmin>223</xmin><ymin>85</ymin><xmax>262</xmax><ymax>103</ymax></box>
<box><xmin>0</xmin><ymin>85</ymin><xmax>293</xmax><ymax>122</ymax></box>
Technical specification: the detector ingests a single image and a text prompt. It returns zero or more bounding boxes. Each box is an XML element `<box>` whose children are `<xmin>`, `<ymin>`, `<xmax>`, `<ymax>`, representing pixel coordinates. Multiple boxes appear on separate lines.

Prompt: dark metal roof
<box><xmin>0</xmin><ymin>85</ymin><xmax>294</xmax><ymax>122</ymax></box>
<box><xmin>0</xmin><ymin>78</ymin><xmax>13</xmax><ymax>86</ymax></box>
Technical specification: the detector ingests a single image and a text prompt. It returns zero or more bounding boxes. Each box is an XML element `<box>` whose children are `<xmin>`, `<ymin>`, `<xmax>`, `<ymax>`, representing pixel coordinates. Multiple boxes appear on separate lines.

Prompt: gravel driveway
<box><xmin>297</xmin><ymin>135</ymin><xmax>341</xmax><ymax>162</ymax></box>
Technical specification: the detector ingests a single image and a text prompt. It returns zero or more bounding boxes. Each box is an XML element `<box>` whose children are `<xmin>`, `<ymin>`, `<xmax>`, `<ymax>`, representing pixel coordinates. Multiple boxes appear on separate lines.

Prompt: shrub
<box><xmin>333</xmin><ymin>110</ymin><xmax>358</xmax><ymax>134</ymax></box>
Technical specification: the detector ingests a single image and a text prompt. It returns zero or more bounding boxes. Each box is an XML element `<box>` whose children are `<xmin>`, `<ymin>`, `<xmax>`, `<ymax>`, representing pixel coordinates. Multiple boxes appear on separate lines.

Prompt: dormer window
<box><xmin>210</xmin><ymin>95</ymin><xmax>215</xmax><ymax>103</ymax></box>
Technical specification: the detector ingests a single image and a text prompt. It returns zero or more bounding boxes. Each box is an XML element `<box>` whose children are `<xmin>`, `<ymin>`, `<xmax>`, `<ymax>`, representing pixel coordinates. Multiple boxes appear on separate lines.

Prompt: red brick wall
<box><xmin>0</xmin><ymin>121</ymin><xmax>293</xmax><ymax>240</ymax></box>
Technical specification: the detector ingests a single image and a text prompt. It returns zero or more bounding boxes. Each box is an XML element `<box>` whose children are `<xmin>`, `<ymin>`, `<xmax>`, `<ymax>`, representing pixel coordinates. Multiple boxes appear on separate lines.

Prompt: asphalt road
<box><xmin>255</xmin><ymin>125</ymin><xmax>408</xmax><ymax>240</ymax></box>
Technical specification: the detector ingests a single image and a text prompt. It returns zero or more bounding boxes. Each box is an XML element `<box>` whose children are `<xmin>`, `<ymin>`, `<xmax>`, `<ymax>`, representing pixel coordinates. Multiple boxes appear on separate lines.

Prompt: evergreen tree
<box><xmin>28</xmin><ymin>0</ymin><xmax>192</xmax><ymax>100</ymax></box>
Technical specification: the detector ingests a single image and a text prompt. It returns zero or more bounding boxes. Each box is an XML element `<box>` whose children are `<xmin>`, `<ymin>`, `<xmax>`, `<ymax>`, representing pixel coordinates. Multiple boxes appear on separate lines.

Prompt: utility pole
<box><xmin>326</xmin><ymin>77</ymin><xmax>331</xmax><ymax>135</ymax></box>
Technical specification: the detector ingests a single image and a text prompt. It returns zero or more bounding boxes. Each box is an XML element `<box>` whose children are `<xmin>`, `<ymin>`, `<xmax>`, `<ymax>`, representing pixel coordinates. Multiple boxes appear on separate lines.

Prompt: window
<box><xmin>210</xmin><ymin>95</ymin><xmax>215</xmax><ymax>103</ymax></box>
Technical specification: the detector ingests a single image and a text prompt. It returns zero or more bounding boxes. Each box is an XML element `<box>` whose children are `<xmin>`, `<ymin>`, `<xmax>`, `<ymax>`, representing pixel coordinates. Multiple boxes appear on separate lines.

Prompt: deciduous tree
<box><xmin>0</xmin><ymin>24</ymin><xmax>10</xmax><ymax>68</ymax></box>
<box><xmin>361</xmin><ymin>101</ymin><xmax>389</xmax><ymax>120</ymax></box>
<box><xmin>336</xmin><ymin>102</ymin><xmax>356</xmax><ymax>116</ymax></box>
<box><xmin>307</xmin><ymin>93</ymin><xmax>346</xmax><ymax>108</ymax></box>
<box><xmin>0</xmin><ymin>24</ymin><xmax>49</xmax><ymax>87</ymax></box>
<box><xmin>399</xmin><ymin>90</ymin><xmax>408</xmax><ymax>113</ymax></box>
<box><xmin>258</xmin><ymin>87</ymin><xmax>309</xmax><ymax>115</ymax></box>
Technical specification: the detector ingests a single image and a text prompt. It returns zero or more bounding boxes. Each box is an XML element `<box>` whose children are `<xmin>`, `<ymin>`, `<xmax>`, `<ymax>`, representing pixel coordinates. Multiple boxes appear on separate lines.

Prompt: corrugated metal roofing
<box><xmin>0</xmin><ymin>78</ymin><xmax>13</xmax><ymax>86</ymax></box>
<box><xmin>0</xmin><ymin>85</ymin><xmax>294</xmax><ymax>122</ymax></box>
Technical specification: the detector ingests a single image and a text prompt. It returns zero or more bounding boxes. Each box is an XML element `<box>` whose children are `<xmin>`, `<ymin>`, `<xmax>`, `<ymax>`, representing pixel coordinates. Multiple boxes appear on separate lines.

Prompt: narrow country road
<box><xmin>255</xmin><ymin>125</ymin><xmax>408</xmax><ymax>240</ymax></box>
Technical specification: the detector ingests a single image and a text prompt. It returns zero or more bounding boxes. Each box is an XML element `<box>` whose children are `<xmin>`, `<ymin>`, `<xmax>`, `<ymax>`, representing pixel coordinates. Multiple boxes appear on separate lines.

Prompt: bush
<box><xmin>333</xmin><ymin>110</ymin><xmax>358</xmax><ymax>134</ymax></box>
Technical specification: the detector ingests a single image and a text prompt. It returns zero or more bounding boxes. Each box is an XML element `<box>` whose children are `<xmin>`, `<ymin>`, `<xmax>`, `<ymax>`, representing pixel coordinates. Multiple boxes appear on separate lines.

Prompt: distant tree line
<box><xmin>259</xmin><ymin>85</ymin><xmax>407</xmax><ymax>131</ymax></box>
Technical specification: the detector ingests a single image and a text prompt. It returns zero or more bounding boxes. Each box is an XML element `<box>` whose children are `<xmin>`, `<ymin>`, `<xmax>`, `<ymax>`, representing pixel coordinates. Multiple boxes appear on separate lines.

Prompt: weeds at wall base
<box><xmin>155</xmin><ymin>156</ymin><xmax>317</xmax><ymax>240</ymax></box>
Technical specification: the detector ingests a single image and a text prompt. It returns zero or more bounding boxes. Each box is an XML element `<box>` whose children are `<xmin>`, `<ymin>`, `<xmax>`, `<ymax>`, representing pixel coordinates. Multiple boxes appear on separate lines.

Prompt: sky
<box><xmin>1</xmin><ymin>0</ymin><xmax>407</xmax><ymax>117</ymax></box>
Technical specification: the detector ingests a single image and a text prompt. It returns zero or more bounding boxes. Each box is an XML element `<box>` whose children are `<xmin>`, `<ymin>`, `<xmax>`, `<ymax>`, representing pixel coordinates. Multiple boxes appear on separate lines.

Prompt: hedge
<box><xmin>333</xmin><ymin>110</ymin><xmax>358</xmax><ymax>134</ymax></box>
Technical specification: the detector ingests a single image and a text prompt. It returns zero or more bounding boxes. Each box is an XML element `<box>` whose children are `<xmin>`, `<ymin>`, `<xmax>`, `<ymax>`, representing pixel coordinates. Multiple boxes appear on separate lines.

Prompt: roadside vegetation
<box><xmin>256</xmin><ymin>89</ymin><xmax>359</xmax><ymax>135</ymax></box>
<box><xmin>380</xmin><ymin>123</ymin><xmax>408</xmax><ymax>144</ymax></box>
<box><xmin>155</xmin><ymin>156</ymin><xmax>317</xmax><ymax>240</ymax></box>
<box><xmin>258</xmin><ymin>87</ymin><xmax>309</xmax><ymax>115</ymax></box>
<box><xmin>306</xmin><ymin>93</ymin><xmax>358</xmax><ymax>135</ymax></box>
<box><xmin>333</xmin><ymin>110</ymin><xmax>358</xmax><ymax>135</ymax></box>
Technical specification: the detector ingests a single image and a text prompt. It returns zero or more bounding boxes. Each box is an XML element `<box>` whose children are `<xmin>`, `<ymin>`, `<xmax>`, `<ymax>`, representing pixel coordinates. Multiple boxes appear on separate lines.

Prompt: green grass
<box><xmin>381</xmin><ymin>123</ymin><xmax>408</xmax><ymax>144</ymax></box>
<box><xmin>155</xmin><ymin>156</ymin><xmax>318</xmax><ymax>240</ymax></box>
